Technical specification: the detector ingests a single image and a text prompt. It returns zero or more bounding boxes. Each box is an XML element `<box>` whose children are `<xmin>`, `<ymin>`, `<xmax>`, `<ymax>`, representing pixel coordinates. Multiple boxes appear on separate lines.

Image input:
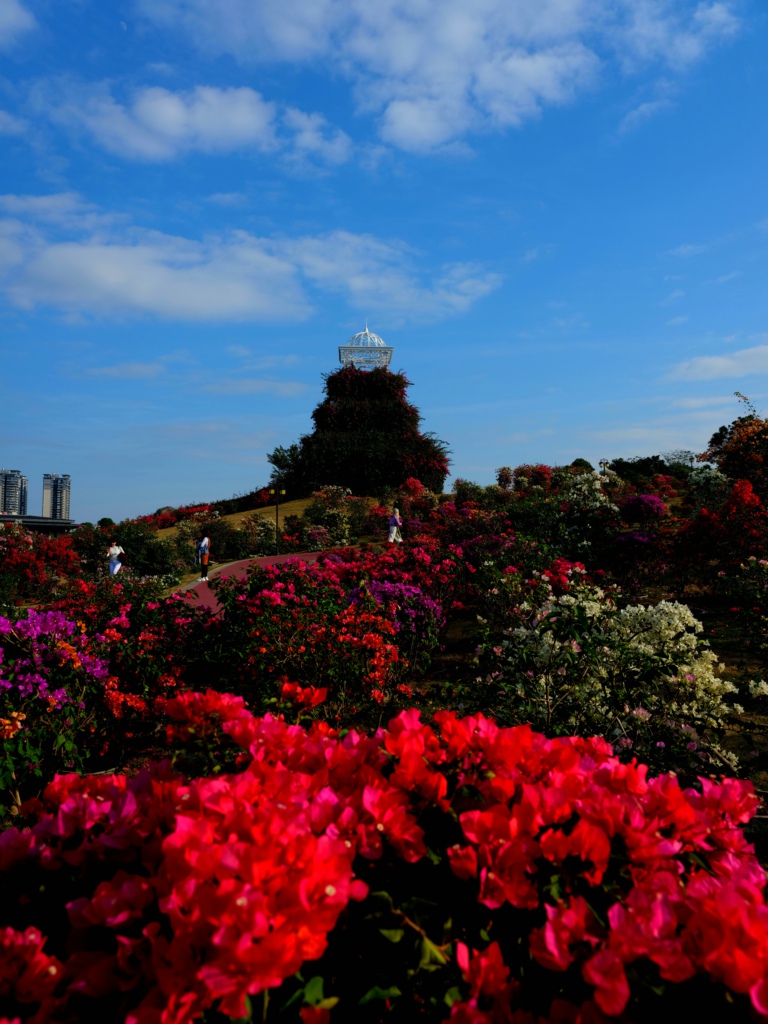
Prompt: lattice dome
<box><xmin>338</xmin><ymin>327</ymin><xmax>393</xmax><ymax>369</ymax></box>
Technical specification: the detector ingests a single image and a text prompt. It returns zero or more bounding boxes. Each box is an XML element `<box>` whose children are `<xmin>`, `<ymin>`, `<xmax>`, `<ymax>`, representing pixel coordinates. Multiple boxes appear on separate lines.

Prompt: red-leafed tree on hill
<box><xmin>700</xmin><ymin>393</ymin><xmax>768</xmax><ymax>499</ymax></box>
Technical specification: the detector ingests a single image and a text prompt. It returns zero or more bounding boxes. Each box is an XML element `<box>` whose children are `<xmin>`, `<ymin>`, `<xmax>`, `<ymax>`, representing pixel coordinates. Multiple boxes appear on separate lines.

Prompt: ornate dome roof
<box><xmin>345</xmin><ymin>327</ymin><xmax>386</xmax><ymax>347</ymax></box>
<box><xmin>338</xmin><ymin>325</ymin><xmax>393</xmax><ymax>369</ymax></box>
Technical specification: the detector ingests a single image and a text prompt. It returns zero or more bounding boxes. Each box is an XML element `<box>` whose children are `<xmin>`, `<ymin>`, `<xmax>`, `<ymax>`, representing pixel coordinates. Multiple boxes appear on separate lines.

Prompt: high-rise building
<box><xmin>42</xmin><ymin>473</ymin><xmax>71</xmax><ymax>520</ymax></box>
<box><xmin>0</xmin><ymin>469</ymin><xmax>28</xmax><ymax>515</ymax></box>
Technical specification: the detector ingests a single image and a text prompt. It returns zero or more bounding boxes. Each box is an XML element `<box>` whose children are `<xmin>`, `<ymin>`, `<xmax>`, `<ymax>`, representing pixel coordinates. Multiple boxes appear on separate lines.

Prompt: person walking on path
<box><xmin>107</xmin><ymin>540</ymin><xmax>125</xmax><ymax>575</ymax></box>
<box><xmin>387</xmin><ymin>508</ymin><xmax>403</xmax><ymax>544</ymax></box>
<box><xmin>196</xmin><ymin>533</ymin><xmax>211</xmax><ymax>582</ymax></box>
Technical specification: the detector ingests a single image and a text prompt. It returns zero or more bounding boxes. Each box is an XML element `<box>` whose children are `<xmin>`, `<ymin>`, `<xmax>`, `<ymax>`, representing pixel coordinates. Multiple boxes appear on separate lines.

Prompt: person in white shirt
<box><xmin>107</xmin><ymin>541</ymin><xmax>125</xmax><ymax>575</ymax></box>
<box><xmin>196</xmin><ymin>533</ymin><xmax>211</xmax><ymax>582</ymax></box>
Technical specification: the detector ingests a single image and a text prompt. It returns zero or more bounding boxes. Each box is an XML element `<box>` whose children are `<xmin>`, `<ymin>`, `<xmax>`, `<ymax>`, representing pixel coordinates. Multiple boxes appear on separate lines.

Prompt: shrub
<box><xmin>0</xmin><ymin>610</ymin><xmax>110</xmax><ymax>812</ymax></box>
<box><xmin>453</xmin><ymin>478</ymin><xmax>485</xmax><ymax>507</ymax></box>
<box><xmin>239</xmin><ymin>512</ymin><xmax>277</xmax><ymax>555</ymax></box>
<box><xmin>71</xmin><ymin>520</ymin><xmax>181</xmax><ymax>579</ymax></box>
<box><xmin>496</xmin><ymin>466</ymin><xmax>513</xmax><ymax>490</ymax></box>
<box><xmin>0</xmin><ymin>701</ymin><xmax>766</xmax><ymax>1023</ymax></box>
<box><xmin>701</xmin><ymin>397</ymin><xmax>768</xmax><ymax>498</ymax></box>
<box><xmin>620</xmin><ymin>493</ymin><xmax>667</xmax><ymax>523</ymax></box>
<box><xmin>476</xmin><ymin>565</ymin><xmax>743</xmax><ymax>774</ymax></box>
<box><xmin>0</xmin><ymin>525</ymin><xmax>80</xmax><ymax>604</ymax></box>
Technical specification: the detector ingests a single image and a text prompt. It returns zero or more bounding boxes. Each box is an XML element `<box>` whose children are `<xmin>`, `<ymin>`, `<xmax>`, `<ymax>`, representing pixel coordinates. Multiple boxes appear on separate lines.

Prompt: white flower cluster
<box><xmin>493</xmin><ymin>574</ymin><xmax>743</xmax><ymax>761</ymax></box>
<box><xmin>605</xmin><ymin>599</ymin><xmax>741</xmax><ymax>724</ymax></box>
<box><xmin>564</xmin><ymin>470</ymin><xmax>620</xmax><ymax>514</ymax></box>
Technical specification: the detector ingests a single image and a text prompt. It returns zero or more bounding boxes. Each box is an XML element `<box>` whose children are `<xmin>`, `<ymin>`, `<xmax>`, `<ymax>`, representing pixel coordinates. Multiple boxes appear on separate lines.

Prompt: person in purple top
<box><xmin>387</xmin><ymin>508</ymin><xmax>403</xmax><ymax>544</ymax></box>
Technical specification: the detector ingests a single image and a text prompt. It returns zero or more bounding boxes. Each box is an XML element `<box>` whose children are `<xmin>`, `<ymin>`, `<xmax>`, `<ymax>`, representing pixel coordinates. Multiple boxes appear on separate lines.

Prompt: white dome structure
<box><xmin>338</xmin><ymin>326</ymin><xmax>393</xmax><ymax>369</ymax></box>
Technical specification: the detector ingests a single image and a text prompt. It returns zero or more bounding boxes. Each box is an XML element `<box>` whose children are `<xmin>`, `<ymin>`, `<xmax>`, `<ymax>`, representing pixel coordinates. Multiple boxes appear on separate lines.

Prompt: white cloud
<box><xmin>668</xmin><ymin>242</ymin><xmax>708</xmax><ymax>256</ymax></box>
<box><xmin>618</xmin><ymin>97</ymin><xmax>673</xmax><ymax>132</ymax></box>
<box><xmin>609</xmin><ymin>1</ymin><xmax>737</xmax><ymax>70</ymax></box>
<box><xmin>280</xmin><ymin>231</ymin><xmax>501</xmax><ymax>320</ymax></box>
<box><xmin>0</xmin><ymin>0</ymin><xmax>35</xmax><ymax>49</ymax></box>
<box><xmin>38</xmin><ymin>83</ymin><xmax>279</xmax><ymax>160</ymax></box>
<box><xmin>8</xmin><ymin>234</ymin><xmax>309</xmax><ymax>320</ymax></box>
<box><xmin>671</xmin><ymin>344</ymin><xmax>768</xmax><ymax>381</ymax></box>
<box><xmin>715</xmin><ymin>270</ymin><xmax>740</xmax><ymax>284</ymax></box>
<box><xmin>136</xmin><ymin>0</ymin><xmax>739</xmax><ymax>151</ymax></box>
<box><xmin>282</xmin><ymin>108</ymin><xmax>352</xmax><ymax>165</ymax></box>
<box><xmin>86</xmin><ymin>362</ymin><xmax>167</xmax><ymax>379</ymax></box>
<box><xmin>0</xmin><ymin>109</ymin><xmax>26</xmax><ymax>134</ymax></box>
<box><xmin>662</xmin><ymin>288</ymin><xmax>685</xmax><ymax>303</ymax></box>
<box><xmin>665</xmin><ymin>314</ymin><xmax>688</xmax><ymax>326</ymax></box>
<box><xmin>0</xmin><ymin>191</ymin><xmax>116</xmax><ymax>231</ymax></box>
<box><xmin>35</xmin><ymin>80</ymin><xmax>353</xmax><ymax>166</ymax></box>
<box><xmin>0</xmin><ymin>193</ymin><xmax>500</xmax><ymax>322</ymax></box>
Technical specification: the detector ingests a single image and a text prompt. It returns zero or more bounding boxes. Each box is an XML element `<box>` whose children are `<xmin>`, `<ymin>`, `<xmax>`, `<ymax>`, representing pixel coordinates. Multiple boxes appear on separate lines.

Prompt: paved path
<box><xmin>182</xmin><ymin>551</ymin><xmax>320</xmax><ymax>614</ymax></box>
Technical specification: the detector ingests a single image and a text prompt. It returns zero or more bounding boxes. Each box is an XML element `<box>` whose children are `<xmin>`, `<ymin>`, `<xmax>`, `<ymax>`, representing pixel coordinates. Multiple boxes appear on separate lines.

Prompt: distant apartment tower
<box><xmin>0</xmin><ymin>469</ymin><xmax>28</xmax><ymax>515</ymax></box>
<box><xmin>42</xmin><ymin>474</ymin><xmax>71</xmax><ymax>520</ymax></box>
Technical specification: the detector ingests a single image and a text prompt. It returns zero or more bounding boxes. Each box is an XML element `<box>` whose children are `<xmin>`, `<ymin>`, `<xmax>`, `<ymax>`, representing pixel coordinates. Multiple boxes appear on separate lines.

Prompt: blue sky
<box><xmin>1</xmin><ymin>0</ymin><xmax>767</xmax><ymax>521</ymax></box>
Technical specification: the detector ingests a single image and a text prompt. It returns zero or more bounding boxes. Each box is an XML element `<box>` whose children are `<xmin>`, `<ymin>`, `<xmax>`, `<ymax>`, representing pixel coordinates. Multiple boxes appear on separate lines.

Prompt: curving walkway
<box><xmin>181</xmin><ymin>551</ymin><xmax>320</xmax><ymax>614</ymax></box>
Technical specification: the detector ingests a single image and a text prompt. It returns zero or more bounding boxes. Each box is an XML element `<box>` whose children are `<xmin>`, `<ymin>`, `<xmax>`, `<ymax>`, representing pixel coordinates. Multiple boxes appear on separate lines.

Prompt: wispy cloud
<box><xmin>521</xmin><ymin>245</ymin><xmax>554</xmax><ymax>263</ymax></box>
<box><xmin>668</xmin><ymin>243</ymin><xmax>708</xmax><ymax>257</ymax></box>
<box><xmin>0</xmin><ymin>0</ymin><xmax>36</xmax><ymax>49</ymax></box>
<box><xmin>618</xmin><ymin>97</ymin><xmax>673</xmax><ymax>133</ymax></box>
<box><xmin>203</xmin><ymin>378</ymin><xmax>307</xmax><ymax>397</ymax></box>
<box><xmin>715</xmin><ymin>270</ymin><xmax>740</xmax><ymax>284</ymax></box>
<box><xmin>0</xmin><ymin>110</ymin><xmax>26</xmax><ymax>134</ymax></box>
<box><xmin>672</xmin><ymin>395</ymin><xmax>737</xmax><ymax>409</ymax></box>
<box><xmin>662</xmin><ymin>288</ymin><xmax>685</xmax><ymax>304</ymax></box>
<box><xmin>0</xmin><ymin>193</ymin><xmax>501</xmax><ymax>323</ymax></box>
<box><xmin>666</xmin><ymin>315</ymin><xmax>689</xmax><ymax>326</ymax></box>
<box><xmin>670</xmin><ymin>344</ymin><xmax>768</xmax><ymax>381</ymax></box>
<box><xmin>86</xmin><ymin>361</ymin><xmax>167</xmax><ymax>379</ymax></box>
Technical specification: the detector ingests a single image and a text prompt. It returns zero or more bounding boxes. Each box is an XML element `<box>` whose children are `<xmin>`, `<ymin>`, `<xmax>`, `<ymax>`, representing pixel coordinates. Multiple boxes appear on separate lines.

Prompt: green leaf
<box><xmin>304</xmin><ymin>976</ymin><xmax>324</xmax><ymax>1006</ymax></box>
<box><xmin>379</xmin><ymin>928</ymin><xmax>405</xmax><ymax>943</ymax></box>
<box><xmin>359</xmin><ymin>986</ymin><xmax>402</xmax><ymax>1006</ymax></box>
<box><xmin>444</xmin><ymin>987</ymin><xmax>463</xmax><ymax>1007</ymax></box>
<box><xmin>419</xmin><ymin>937</ymin><xmax>449</xmax><ymax>969</ymax></box>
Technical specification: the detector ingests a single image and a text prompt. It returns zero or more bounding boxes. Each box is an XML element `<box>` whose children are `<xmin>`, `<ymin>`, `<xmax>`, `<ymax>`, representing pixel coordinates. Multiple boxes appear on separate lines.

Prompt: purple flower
<box><xmin>621</xmin><ymin>494</ymin><xmax>667</xmax><ymax>523</ymax></box>
<box><xmin>348</xmin><ymin>581</ymin><xmax>445</xmax><ymax>635</ymax></box>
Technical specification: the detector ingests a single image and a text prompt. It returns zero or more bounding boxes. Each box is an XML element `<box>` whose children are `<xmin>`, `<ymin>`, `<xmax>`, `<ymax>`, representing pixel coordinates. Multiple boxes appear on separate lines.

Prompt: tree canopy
<box><xmin>267</xmin><ymin>365</ymin><xmax>450</xmax><ymax>496</ymax></box>
<box><xmin>700</xmin><ymin>394</ymin><xmax>768</xmax><ymax>499</ymax></box>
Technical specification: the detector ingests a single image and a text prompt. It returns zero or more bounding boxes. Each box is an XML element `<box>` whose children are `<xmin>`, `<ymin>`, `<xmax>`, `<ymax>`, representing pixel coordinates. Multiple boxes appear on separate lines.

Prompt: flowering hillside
<box><xmin>3</xmin><ymin>446</ymin><xmax>768</xmax><ymax>1022</ymax></box>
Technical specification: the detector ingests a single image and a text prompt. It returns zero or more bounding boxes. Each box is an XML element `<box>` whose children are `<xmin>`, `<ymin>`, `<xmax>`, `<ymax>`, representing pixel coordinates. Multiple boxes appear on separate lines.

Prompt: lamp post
<box><xmin>268</xmin><ymin>487</ymin><xmax>286</xmax><ymax>555</ymax></box>
<box><xmin>599</xmin><ymin>459</ymin><xmax>610</xmax><ymax>475</ymax></box>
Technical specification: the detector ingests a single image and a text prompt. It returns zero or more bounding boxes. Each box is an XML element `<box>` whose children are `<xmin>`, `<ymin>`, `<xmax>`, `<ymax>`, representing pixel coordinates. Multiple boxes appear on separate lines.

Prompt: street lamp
<box><xmin>599</xmin><ymin>459</ymin><xmax>610</xmax><ymax>475</ymax></box>
<box><xmin>268</xmin><ymin>487</ymin><xmax>286</xmax><ymax>555</ymax></box>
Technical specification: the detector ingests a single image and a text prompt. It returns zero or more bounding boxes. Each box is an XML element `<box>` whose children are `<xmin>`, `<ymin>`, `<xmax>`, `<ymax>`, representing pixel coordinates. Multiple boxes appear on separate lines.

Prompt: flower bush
<box><xmin>0</xmin><ymin>610</ymin><xmax>110</xmax><ymax>812</ymax></box>
<box><xmin>0</xmin><ymin>699</ymin><xmax>766</xmax><ymax>1023</ymax></box>
<box><xmin>475</xmin><ymin>563</ymin><xmax>744</xmax><ymax>773</ymax></box>
<box><xmin>620</xmin><ymin>493</ymin><xmax>667</xmax><ymax>524</ymax></box>
<box><xmin>0</xmin><ymin>525</ymin><xmax>80</xmax><ymax>608</ymax></box>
